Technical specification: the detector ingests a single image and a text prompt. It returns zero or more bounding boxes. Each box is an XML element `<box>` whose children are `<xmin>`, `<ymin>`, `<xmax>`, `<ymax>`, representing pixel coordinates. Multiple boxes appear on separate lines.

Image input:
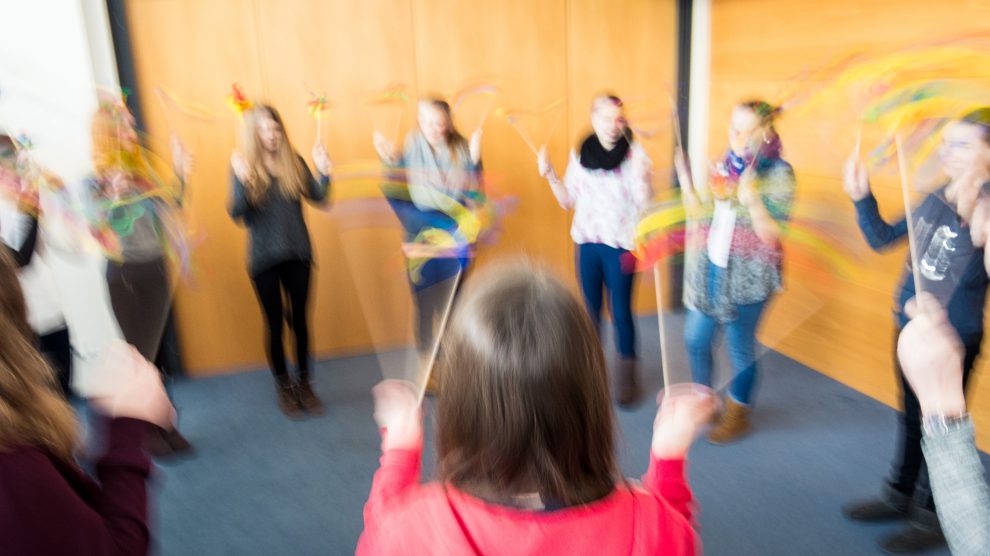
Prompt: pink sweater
<box><xmin>357</xmin><ymin>441</ymin><xmax>699</xmax><ymax>555</ymax></box>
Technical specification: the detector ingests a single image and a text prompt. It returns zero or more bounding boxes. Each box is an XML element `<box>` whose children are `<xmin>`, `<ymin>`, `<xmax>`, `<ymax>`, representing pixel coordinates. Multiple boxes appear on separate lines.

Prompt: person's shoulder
<box><xmin>361</xmin><ymin>483</ymin><xmax>459</xmax><ymax>550</ymax></box>
<box><xmin>618</xmin><ymin>484</ymin><xmax>698</xmax><ymax>550</ymax></box>
<box><xmin>760</xmin><ymin>157</ymin><xmax>794</xmax><ymax>175</ymax></box>
<box><xmin>0</xmin><ymin>444</ymin><xmax>60</xmax><ymax>481</ymax></box>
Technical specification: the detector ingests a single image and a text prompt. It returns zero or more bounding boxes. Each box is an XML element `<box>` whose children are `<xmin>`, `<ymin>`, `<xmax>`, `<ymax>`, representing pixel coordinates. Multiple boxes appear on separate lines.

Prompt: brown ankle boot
<box><xmin>276</xmin><ymin>378</ymin><xmax>304</xmax><ymax>420</ymax></box>
<box><xmin>707</xmin><ymin>397</ymin><xmax>750</xmax><ymax>444</ymax></box>
<box><xmin>297</xmin><ymin>380</ymin><xmax>325</xmax><ymax>415</ymax></box>
<box><xmin>615</xmin><ymin>357</ymin><xmax>642</xmax><ymax>409</ymax></box>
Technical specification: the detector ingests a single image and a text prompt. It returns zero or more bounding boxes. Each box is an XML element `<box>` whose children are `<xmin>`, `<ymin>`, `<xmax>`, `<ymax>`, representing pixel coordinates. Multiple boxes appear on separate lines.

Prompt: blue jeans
<box><xmin>577</xmin><ymin>243</ymin><xmax>636</xmax><ymax>359</ymax></box>
<box><xmin>684</xmin><ymin>262</ymin><xmax>768</xmax><ymax>405</ymax></box>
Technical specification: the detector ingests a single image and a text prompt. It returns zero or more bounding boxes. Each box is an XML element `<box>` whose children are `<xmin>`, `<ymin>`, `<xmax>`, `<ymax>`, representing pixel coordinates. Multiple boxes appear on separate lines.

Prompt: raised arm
<box><xmin>359</xmin><ymin>380</ymin><xmax>425</xmax><ymax>551</ymax></box>
<box><xmin>845</xmin><ymin>154</ymin><xmax>907</xmax><ymax>251</ymax></box>
<box><xmin>537</xmin><ymin>147</ymin><xmax>574</xmax><ymax>210</ymax></box>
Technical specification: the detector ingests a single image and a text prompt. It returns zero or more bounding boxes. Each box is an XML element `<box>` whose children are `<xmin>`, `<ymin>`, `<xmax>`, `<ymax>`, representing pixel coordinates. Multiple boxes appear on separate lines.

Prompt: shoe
<box><xmin>297</xmin><ymin>380</ymin><xmax>325</xmax><ymax>415</ymax></box>
<box><xmin>276</xmin><ymin>378</ymin><xmax>304</xmax><ymax>420</ymax></box>
<box><xmin>707</xmin><ymin>397</ymin><xmax>750</xmax><ymax>444</ymax></box>
<box><xmin>424</xmin><ymin>372</ymin><xmax>440</xmax><ymax>396</ymax></box>
<box><xmin>842</xmin><ymin>485</ymin><xmax>911</xmax><ymax>522</ymax></box>
<box><xmin>422</xmin><ymin>354</ymin><xmax>440</xmax><ymax>397</ymax></box>
<box><xmin>146</xmin><ymin>427</ymin><xmax>193</xmax><ymax>459</ymax></box>
<box><xmin>615</xmin><ymin>357</ymin><xmax>642</xmax><ymax>409</ymax></box>
<box><xmin>879</xmin><ymin>507</ymin><xmax>945</xmax><ymax>554</ymax></box>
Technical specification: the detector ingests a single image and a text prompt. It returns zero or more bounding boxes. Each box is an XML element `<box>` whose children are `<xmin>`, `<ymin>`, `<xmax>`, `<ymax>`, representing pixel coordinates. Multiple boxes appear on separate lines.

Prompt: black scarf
<box><xmin>579</xmin><ymin>133</ymin><xmax>631</xmax><ymax>171</ymax></box>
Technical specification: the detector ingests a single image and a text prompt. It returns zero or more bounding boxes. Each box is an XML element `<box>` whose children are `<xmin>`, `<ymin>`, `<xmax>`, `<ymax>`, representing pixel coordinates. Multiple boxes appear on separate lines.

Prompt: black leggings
<box><xmin>39</xmin><ymin>327</ymin><xmax>72</xmax><ymax>397</ymax></box>
<box><xmin>107</xmin><ymin>258</ymin><xmax>171</xmax><ymax>361</ymax></box>
<box><xmin>251</xmin><ymin>260</ymin><xmax>312</xmax><ymax>380</ymax></box>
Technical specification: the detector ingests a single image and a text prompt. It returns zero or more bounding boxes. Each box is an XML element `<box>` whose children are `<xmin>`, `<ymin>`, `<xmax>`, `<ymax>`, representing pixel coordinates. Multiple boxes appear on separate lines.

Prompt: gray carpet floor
<box><xmin>131</xmin><ymin>313</ymin><xmax>984</xmax><ymax>555</ymax></box>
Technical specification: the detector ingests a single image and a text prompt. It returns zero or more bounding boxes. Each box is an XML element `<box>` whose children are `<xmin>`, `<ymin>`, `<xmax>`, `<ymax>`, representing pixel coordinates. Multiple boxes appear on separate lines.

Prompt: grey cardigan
<box><xmin>923</xmin><ymin>418</ymin><xmax>990</xmax><ymax>556</ymax></box>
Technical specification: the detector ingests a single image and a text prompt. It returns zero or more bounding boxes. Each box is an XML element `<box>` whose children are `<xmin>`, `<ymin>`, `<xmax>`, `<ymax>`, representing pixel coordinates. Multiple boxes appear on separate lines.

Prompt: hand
<box><xmin>108</xmin><ymin>170</ymin><xmax>130</xmax><ymax>200</ymax></box>
<box><xmin>899</xmin><ymin>293</ymin><xmax>966</xmax><ymax>418</ymax></box>
<box><xmin>89</xmin><ymin>340</ymin><xmax>175</xmax><ymax>428</ymax></box>
<box><xmin>537</xmin><ymin>146</ymin><xmax>553</xmax><ymax>178</ymax></box>
<box><xmin>312</xmin><ymin>142</ymin><xmax>332</xmax><ymax>176</ymax></box>
<box><xmin>170</xmin><ymin>133</ymin><xmax>193</xmax><ymax>181</ymax></box>
<box><xmin>469</xmin><ymin>128</ymin><xmax>483</xmax><ymax>164</ymax></box>
<box><xmin>372</xmin><ymin>380</ymin><xmax>422</xmax><ymax>451</ymax></box>
<box><xmin>955</xmin><ymin>163</ymin><xmax>990</xmax><ymax>223</ymax></box>
<box><xmin>631</xmin><ymin>144</ymin><xmax>652</xmax><ymax>177</ymax></box>
<box><xmin>373</xmin><ymin>131</ymin><xmax>397</xmax><ymax>164</ymax></box>
<box><xmin>843</xmin><ymin>153</ymin><xmax>871</xmax><ymax>201</ymax></box>
<box><xmin>651</xmin><ymin>386</ymin><xmax>718</xmax><ymax>459</ymax></box>
<box><xmin>970</xmin><ymin>194</ymin><xmax>990</xmax><ymax>250</ymax></box>
<box><xmin>230</xmin><ymin>151</ymin><xmax>252</xmax><ymax>183</ymax></box>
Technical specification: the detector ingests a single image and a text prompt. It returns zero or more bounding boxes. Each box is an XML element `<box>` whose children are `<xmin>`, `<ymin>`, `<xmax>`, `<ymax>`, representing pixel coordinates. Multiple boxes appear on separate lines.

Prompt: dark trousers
<box><xmin>576</xmin><ymin>243</ymin><xmax>636</xmax><ymax>359</ymax></box>
<box><xmin>251</xmin><ymin>260</ymin><xmax>312</xmax><ymax>381</ymax></box>
<box><xmin>107</xmin><ymin>258</ymin><xmax>171</xmax><ymax>361</ymax></box>
<box><xmin>39</xmin><ymin>327</ymin><xmax>72</xmax><ymax>397</ymax></box>
<box><xmin>411</xmin><ymin>274</ymin><xmax>463</xmax><ymax>355</ymax></box>
<box><xmin>889</xmin><ymin>329</ymin><xmax>983</xmax><ymax>511</ymax></box>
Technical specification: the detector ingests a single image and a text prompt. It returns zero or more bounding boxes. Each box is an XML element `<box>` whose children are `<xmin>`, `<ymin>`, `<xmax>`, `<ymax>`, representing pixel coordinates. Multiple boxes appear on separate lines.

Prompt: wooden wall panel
<box><xmin>567</xmin><ymin>0</ymin><xmax>678</xmax><ymax>314</ymax></box>
<box><xmin>127</xmin><ymin>0</ymin><xmax>678</xmax><ymax>375</ymax></box>
<box><xmin>127</xmin><ymin>0</ymin><xmax>270</xmax><ymax>373</ymax></box>
<box><xmin>707</xmin><ymin>0</ymin><xmax>990</xmax><ymax>446</ymax></box>
<box><xmin>252</xmin><ymin>0</ymin><xmax>420</xmax><ymax>358</ymax></box>
<box><xmin>410</xmin><ymin>0</ymin><xmax>573</xmax><ymax>287</ymax></box>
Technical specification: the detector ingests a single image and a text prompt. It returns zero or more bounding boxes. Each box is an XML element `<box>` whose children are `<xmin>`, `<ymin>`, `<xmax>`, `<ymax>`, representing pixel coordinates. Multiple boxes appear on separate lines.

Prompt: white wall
<box><xmin>688</xmin><ymin>0</ymin><xmax>710</xmax><ymax>184</ymax></box>
<box><xmin>0</xmin><ymin>0</ymin><xmax>124</xmax><ymax>395</ymax></box>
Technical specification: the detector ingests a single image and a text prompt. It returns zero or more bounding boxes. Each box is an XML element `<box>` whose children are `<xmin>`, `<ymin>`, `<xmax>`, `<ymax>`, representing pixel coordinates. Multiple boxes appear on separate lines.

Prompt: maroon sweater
<box><xmin>0</xmin><ymin>418</ymin><xmax>152</xmax><ymax>555</ymax></box>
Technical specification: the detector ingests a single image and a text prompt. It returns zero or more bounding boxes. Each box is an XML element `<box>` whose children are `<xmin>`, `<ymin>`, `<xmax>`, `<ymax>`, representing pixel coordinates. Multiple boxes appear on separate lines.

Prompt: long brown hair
<box><xmin>242</xmin><ymin>104</ymin><xmax>309</xmax><ymax>204</ymax></box>
<box><xmin>436</xmin><ymin>265</ymin><xmax>618</xmax><ymax>507</ymax></box>
<box><xmin>0</xmin><ymin>249</ymin><xmax>79</xmax><ymax>463</ymax></box>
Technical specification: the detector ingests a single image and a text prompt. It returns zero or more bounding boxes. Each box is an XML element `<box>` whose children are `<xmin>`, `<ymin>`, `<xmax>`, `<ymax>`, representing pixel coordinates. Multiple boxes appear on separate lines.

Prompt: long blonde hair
<box><xmin>0</xmin><ymin>249</ymin><xmax>78</xmax><ymax>463</ymax></box>
<box><xmin>419</xmin><ymin>98</ymin><xmax>469</xmax><ymax>163</ymax></box>
<box><xmin>242</xmin><ymin>104</ymin><xmax>309</xmax><ymax>204</ymax></box>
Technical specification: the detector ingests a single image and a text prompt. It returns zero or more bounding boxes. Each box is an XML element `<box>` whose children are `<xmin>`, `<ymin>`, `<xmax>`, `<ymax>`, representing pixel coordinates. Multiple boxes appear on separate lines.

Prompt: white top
<box><xmin>557</xmin><ymin>143</ymin><xmax>652</xmax><ymax>250</ymax></box>
<box><xmin>0</xmin><ymin>199</ymin><xmax>67</xmax><ymax>334</ymax></box>
<box><xmin>707</xmin><ymin>200</ymin><xmax>736</xmax><ymax>268</ymax></box>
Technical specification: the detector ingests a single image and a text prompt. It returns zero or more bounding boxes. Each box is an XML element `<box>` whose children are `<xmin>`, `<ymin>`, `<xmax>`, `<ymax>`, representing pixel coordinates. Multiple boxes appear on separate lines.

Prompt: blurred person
<box><xmin>537</xmin><ymin>95</ymin><xmax>653</xmax><ymax>408</ymax></box>
<box><xmin>373</xmin><ymin>97</ymin><xmax>483</xmax><ymax>392</ymax></box>
<box><xmin>898</xmin><ymin>293</ymin><xmax>989</xmax><ymax>556</ymax></box>
<box><xmin>357</xmin><ymin>266</ymin><xmax>714</xmax><ymax>555</ymax></box>
<box><xmin>0</xmin><ymin>134</ymin><xmax>72</xmax><ymax>396</ymax></box>
<box><xmin>895</xmin><ymin>190</ymin><xmax>990</xmax><ymax>556</ymax></box>
<box><xmin>841</xmin><ymin>108</ymin><xmax>990</xmax><ymax>554</ymax></box>
<box><xmin>88</xmin><ymin>96</ymin><xmax>193</xmax><ymax>457</ymax></box>
<box><xmin>0</xmin><ymin>247</ymin><xmax>174</xmax><ymax>555</ymax></box>
<box><xmin>673</xmin><ymin>100</ymin><xmax>795</xmax><ymax>443</ymax></box>
<box><xmin>229</xmin><ymin>104</ymin><xmax>332</xmax><ymax>418</ymax></box>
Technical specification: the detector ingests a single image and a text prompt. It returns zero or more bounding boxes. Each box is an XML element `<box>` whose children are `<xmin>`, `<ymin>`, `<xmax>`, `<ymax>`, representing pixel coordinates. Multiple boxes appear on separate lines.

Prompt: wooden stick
<box><xmin>671</xmin><ymin>107</ymin><xmax>684</xmax><ymax>152</ymax></box>
<box><xmin>416</xmin><ymin>270</ymin><xmax>463</xmax><ymax>405</ymax></box>
<box><xmin>476</xmin><ymin>95</ymin><xmax>496</xmax><ymax>132</ymax></box>
<box><xmin>316</xmin><ymin>115</ymin><xmax>322</xmax><ymax>144</ymax></box>
<box><xmin>854</xmin><ymin>123</ymin><xmax>863</xmax><ymax>159</ymax></box>
<box><xmin>653</xmin><ymin>261</ymin><xmax>672</xmax><ymax>400</ymax></box>
<box><xmin>895</xmin><ymin>134</ymin><xmax>924</xmax><ymax>295</ymax></box>
<box><xmin>391</xmin><ymin>109</ymin><xmax>403</xmax><ymax>148</ymax></box>
<box><xmin>543</xmin><ymin>107</ymin><xmax>564</xmax><ymax>147</ymax></box>
<box><xmin>153</xmin><ymin>88</ymin><xmax>177</xmax><ymax>134</ymax></box>
<box><xmin>508</xmin><ymin>120</ymin><xmax>540</xmax><ymax>156</ymax></box>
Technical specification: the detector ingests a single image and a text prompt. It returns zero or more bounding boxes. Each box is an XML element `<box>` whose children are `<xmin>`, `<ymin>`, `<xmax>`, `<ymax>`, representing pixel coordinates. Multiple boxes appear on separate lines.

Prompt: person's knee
<box><xmin>684</xmin><ymin>327</ymin><xmax>709</xmax><ymax>354</ymax></box>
